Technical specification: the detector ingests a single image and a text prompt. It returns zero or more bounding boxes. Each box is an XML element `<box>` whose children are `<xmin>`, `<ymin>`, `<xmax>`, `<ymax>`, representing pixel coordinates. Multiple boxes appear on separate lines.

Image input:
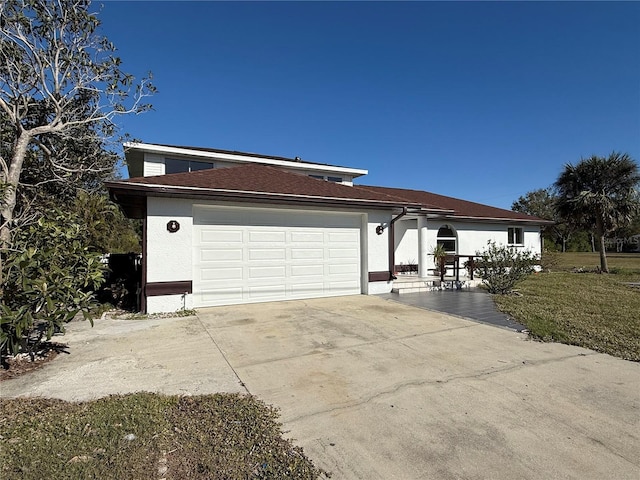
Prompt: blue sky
<box><xmin>98</xmin><ymin>1</ymin><xmax>640</xmax><ymax>209</ymax></box>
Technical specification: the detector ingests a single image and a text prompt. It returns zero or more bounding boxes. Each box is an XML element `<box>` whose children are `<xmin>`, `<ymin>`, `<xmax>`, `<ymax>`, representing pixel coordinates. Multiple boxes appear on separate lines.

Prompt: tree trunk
<box><xmin>595</xmin><ymin>218</ymin><xmax>609</xmax><ymax>273</ymax></box>
<box><xmin>1</xmin><ymin>131</ymin><xmax>31</xmax><ymax>284</ymax></box>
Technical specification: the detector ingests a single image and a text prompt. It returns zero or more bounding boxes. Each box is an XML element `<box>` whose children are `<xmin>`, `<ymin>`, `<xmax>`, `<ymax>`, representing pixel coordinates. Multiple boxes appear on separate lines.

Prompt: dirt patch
<box><xmin>0</xmin><ymin>343</ymin><xmax>68</xmax><ymax>382</ymax></box>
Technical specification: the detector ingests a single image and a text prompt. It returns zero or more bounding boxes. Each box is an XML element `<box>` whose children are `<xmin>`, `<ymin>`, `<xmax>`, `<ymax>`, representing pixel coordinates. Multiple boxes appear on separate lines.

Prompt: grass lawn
<box><xmin>0</xmin><ymin>393</ymin><xmax>328</xmax><ymax>480</ymax></box>
<box><xmin>494</xmin><ymin>252</ymin><xmax>640</xmax><ymax>362</ymax></box>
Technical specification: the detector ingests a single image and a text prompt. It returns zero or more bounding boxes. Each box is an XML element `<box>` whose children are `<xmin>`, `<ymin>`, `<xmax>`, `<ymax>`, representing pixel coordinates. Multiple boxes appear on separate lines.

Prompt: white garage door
<box><xmin>193</xmin><ymin>205</ymin><xmax>362</xmax><ymax>307</ymax></box>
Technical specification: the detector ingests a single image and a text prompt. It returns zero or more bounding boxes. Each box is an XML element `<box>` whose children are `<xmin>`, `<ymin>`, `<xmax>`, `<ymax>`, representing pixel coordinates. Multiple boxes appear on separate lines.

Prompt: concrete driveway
<box><xmin>2</xmin><ymin>296</ymin><xmax>639</xmax><ymax>479</ymax></box>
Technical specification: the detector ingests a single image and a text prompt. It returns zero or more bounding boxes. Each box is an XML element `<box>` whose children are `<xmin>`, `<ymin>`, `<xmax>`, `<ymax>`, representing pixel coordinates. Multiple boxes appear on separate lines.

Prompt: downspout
<box><xmin>141</xmin><ymin>202</ymin><xmax>148</xmax><ymax>313</ymax></box>
<box><xmin>388</xmin><ymin>207</ymin><xmax>408</xmax><ymax>280</ymax></box>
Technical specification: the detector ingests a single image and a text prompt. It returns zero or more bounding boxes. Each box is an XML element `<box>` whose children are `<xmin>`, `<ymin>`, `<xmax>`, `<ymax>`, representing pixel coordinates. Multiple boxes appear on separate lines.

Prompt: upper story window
<box><xmin>508</xmin><ymin>227</ymin><xmax>524</xmax><ymax>246</ymax></box>
<box><xmin>165</xmin><ymin>158</ymin><xmax>214</xmax><ymax>174</ymax></box>
<box><xmin>309</xmin><ymin>174</ymin><xmax>343</xmax><ymax>183</ymax></box>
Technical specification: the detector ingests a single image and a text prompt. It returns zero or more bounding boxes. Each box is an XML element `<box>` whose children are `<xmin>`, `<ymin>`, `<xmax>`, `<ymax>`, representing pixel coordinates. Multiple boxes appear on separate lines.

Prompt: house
<box><xmin>107</xmin><ymin>143</ymin><xmax>551</xmax><ymax>313</ymax></box>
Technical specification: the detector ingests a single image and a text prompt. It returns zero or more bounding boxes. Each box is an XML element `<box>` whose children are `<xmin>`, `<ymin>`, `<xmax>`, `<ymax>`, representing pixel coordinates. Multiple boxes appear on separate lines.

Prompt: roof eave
<box><xmin>105</xmin><ymin>181</ymin><xmax>418</xmax><ymax>211</ymax></box>
<box><xmin>123</xmin><ymin>142</ymin><xmax>369</xmax><ymax>178</ymax></box>
<box><xmin>436</xmin><ymin>214</ymin><xmax>554</xmax><ymax>225</ymax></box>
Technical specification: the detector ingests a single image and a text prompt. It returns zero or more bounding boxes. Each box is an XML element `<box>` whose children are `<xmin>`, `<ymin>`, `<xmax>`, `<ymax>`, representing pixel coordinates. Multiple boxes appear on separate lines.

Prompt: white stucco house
<box><xmin>107</xmin><ymin>143</ymin><xmax>551</xmax><ymax>313</ymax></box>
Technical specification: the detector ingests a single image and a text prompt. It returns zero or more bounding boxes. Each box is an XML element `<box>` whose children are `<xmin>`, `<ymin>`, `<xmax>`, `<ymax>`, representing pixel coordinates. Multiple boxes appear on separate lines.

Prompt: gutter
<box><xmin>429</xmin><ymin>214</ymin><xmax>555</xmax><ymax>225</ymax></box>
<box><xmin>388</xmin><ymin>207</ymin><xmax>408</xmax><ymax>280</ymax></box>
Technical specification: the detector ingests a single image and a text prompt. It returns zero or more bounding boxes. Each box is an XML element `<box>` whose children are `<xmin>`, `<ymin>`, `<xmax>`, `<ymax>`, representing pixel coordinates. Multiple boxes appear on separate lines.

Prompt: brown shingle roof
<box><xmin>110</xmin><ymin>163</ymin><xmax>550</xmax><ymax>223</ymax></box>
<box><xmin>357</xmin><ymin>185</ymin><xmax>549</xmax><ymax>222</ymax></box>
<box><xmin>117</xmin><ymin>163</ymin><xmax>414</xmax><ymax>207</ymax></box>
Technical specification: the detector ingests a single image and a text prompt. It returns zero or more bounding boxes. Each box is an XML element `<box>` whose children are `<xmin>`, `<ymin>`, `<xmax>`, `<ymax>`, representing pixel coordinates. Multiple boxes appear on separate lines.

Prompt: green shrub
<box><xmin>475</xmin><ymin>241</ymin><xmax>538</xmax><ymax>294</ymax></box>
<box><xmin>1</xmin><ymin>209</ymin><xmax>106</xmax><ymax>357</ymax></box>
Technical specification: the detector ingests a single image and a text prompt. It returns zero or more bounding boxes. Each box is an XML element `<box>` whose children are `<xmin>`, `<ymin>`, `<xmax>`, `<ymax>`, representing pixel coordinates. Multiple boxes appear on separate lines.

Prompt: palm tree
<box><xmin>555</xmin><ymin>152</ymin><xmax>640</xmax><ymax>273</ymax></box>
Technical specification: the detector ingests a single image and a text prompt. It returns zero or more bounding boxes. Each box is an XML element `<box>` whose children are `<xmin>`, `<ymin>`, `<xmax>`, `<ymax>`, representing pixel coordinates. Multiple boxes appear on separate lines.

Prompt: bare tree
<box><xmin>0</xmin><ymin>0</ymin><xmax>154</xmax><ymax>280</ymax></box>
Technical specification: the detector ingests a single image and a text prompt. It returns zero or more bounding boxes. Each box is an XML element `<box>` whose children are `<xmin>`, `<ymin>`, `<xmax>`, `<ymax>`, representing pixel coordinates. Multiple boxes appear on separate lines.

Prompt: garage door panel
<box><xmin>248</xmin><ymin>265</ymin><xmax>286</xmax><ymax>279</ymax></box>
<box><xmin>248</xmin><ymin>285</ymin><xmax>287</xmax><ymax>299</ymax></box>
<box><xmin>200</xmin><ymin>248</ymin><xmax>243</xmax><ymax>262</ymax></box>
<box><xmin>200</xmin><ymin>288</ymin><xmax>243</xmax><ymax>303</ymax></box>
<box><xmin>329</xmin><ymin>280</ymin><xmax>361</xmax><ymax>290</ymax></box>
<box><xmin>193</xmin><ymin>206</ymin><xmax>361</xmax><ymax>307</ymax></box>
<box><xmin>329</xmin><ymin>231</ymin><xmax>359</xmax><ymax>243</ymax></box>
<box><xmin>290</xmin><ymin>231</ymin><xmax>324</xmax><ymax>242</ymax></box>
<box><xmin>249</xmin><ymin>230</ymin><xmax>285</xmax><ymax>243</ymax></box>
<box><xmin>201</xmin><ymin>267</ymin><xmax>243</xmax><ymax>281</ymax></box>
<box><xmin>200</xmin><ymin>230</ymin><xmax>243</xmax><ymax>244</ymax></box>
<box><xmin>328</xmin><ymin>248</ymin><xmax>359</xmax><ymax>259</ymax></box>
<box><xmin>291</xmin><ymin>264</ymin><xmax>324</xmax><ymax>277</ymax></box>
<box><xmin>328</xmin><ymin>263</ymin><xmax>359</xmax><ymax>275</ymax></box>
<box><xmin>290</xmin><ymin>282</ymin><xmax>325</xmax><ymax>296</ymax></box>
<box><xmin>249</xmin><ymin>249</ymin><xmax>286</xmax><ymax>260</ymax></box>
<box><xmin>291</xmin><ymin>248</ymin><xmax>324</xmax><ymax>260</ymax></box>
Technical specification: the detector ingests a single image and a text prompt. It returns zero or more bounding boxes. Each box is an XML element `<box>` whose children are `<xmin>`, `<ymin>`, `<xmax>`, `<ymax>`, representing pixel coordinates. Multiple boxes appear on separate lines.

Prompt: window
<box><xmin>165</xmin><ymin>158</ymin><xmax>214</xmax><ymax>174</ymax></box>
<box><xmin>437</xmin><ymin>225</ymin><xmax>457</xmax><ymax>254</ymax></box>
<box><xmin>508</xmin><ymin>227</ymin><xmax>524</xmax><ymax>246</ymax></box>
<box><xmin>308</xmin><ymin>174</ymin><xmax>343</xmax><ymax>183</ymax></box>
<box><xmin>190</xmin><ymin>161</ymin><xmax>214</xmax><ymax>171</ymax></box>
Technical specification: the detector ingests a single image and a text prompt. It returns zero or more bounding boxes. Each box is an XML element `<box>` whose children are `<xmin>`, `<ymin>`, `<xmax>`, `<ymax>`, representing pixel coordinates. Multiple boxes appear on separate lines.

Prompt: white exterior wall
<box><xmin>147</xmin><ymin>294</ymin><xmax>192</xmax><ymax>313</ymax></box>
<box><xmin>394</xmin><ymin>218</ymin><xmax>543</xmax><ymax>278</ymax></box>
<box><xmin>450</xmin><ymin>222</ymin><xmax>541</xmax><ymax>256</ymax></box>
<box><xmin>146</xmin><ymin>197</ymin><xmax>194</xmax><ymax>313</ymax></box>
<box><xmin>395</xmin><ymin>219</ymin><xmax>418</xmax><ymax>266</ymax></box>
<box><xmin>366</xmin><ymin>210</ymin><xmax>393</xmax><ymax>294</ymax></box>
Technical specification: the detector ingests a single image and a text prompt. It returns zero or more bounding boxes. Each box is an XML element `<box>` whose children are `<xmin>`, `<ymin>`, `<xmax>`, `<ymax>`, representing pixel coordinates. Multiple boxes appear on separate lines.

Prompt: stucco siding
<box><xmin>146</xmin><ymin>197</ymin><xmax>194</xmax><ymax>283</ymax></box>
<box><xmin>366</xmin><ymin>210</ymin><xmax>392</xmax><ymax>273</ymax></box>
<box><xmin>147</xmin><ymin>294</ymin><xmax>193</xmax><ymax>314</ymax></box>
<box><xmin>394</xmin><ymin>219</ymin><xmax>543</xmax><ymax>277</ymax></box>
<box><xmin>395</xmin><ymin>219</ymin><xmax>418</xmax><ymax>266</ymax></box>
<box><xmin>365</xmin><ymin>210</ymin><xmax>394</xmax><ymax>294</ymax></box>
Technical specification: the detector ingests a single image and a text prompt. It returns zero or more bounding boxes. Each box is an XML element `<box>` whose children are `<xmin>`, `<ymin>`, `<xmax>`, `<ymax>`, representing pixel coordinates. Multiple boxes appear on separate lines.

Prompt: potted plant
<box><xmin>432</xmin><ymin>244</ymin><xmax>447</xmax><ymax>281</ymax></box>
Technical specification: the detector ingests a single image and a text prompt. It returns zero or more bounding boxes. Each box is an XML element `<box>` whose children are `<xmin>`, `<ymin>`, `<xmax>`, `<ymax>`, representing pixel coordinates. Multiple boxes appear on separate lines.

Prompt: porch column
<box><xmin>418</xmin><ymin>216</ymin><xmax>429</xmax><ymax>277</ymax></box>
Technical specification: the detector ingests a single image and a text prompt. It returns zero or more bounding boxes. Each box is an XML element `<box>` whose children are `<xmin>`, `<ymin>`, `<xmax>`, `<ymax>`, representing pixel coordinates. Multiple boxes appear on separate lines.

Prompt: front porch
<box><xmin>392</xmin><ymin>251</ymin><xmax>483</xmax><ymax>294</ymax></box>
<box><xmin>391</xmin><ymin>273</ymin><xmax>483</xmax><ymax>294</ymax></box>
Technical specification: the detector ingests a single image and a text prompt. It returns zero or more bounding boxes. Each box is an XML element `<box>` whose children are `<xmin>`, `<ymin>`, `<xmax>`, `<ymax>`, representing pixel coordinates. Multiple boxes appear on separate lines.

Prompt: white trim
<box><xmin>441</xmin><ymin>215</ymin><xmax>551</xmax><ymax>225</ymax></box>
<box><xmin>125</xmin><ymin>142</ymin><xmax>368</xmax><ymax>177</ymax></box>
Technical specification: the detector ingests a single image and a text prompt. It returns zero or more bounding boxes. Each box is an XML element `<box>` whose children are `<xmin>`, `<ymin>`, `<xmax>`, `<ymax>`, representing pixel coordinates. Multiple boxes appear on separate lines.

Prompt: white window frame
<box><xmin>508</xmin><ymin>227</ymin><xmax>524</xmax><ymax>246</ymax></box>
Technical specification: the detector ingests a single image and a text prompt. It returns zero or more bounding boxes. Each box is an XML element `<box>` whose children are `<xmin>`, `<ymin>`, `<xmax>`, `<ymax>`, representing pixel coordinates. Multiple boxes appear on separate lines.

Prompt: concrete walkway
<box><xmin>380</xmin><ymin>289</ymin><xmax>527</xmax><ymax>331</ymax></box>
<box><xmin>1</xmin><ymin>296</ymin><xmax>639</xmax><ymax>479</ymax></box>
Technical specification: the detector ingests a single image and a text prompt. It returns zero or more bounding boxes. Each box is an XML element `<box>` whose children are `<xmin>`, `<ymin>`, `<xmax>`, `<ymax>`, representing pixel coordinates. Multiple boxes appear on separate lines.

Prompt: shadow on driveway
<box><xmin>379</xmin><ymin>289</ymin><xmax>527</xmax><ymax>332</ymax></box>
